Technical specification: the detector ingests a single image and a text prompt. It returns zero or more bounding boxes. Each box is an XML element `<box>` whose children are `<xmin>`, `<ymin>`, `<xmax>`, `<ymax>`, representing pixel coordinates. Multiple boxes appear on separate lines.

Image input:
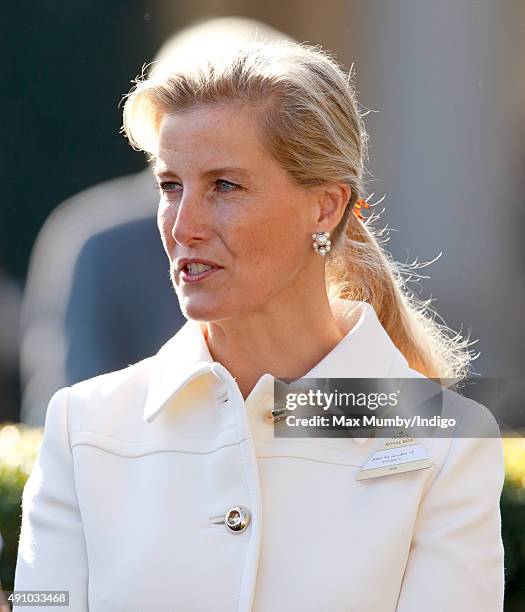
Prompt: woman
<box><xmin>14</xmin><ymin>40</ymin><xmax>504</xmax><ymax>611</ymax></box>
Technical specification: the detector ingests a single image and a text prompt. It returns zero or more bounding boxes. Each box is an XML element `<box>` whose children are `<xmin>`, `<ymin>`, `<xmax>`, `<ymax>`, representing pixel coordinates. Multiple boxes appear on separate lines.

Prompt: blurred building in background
<box><xmin>349</xmin><ymin>0</ymin><xmax>525</xmax><ymax>378</ymax></box>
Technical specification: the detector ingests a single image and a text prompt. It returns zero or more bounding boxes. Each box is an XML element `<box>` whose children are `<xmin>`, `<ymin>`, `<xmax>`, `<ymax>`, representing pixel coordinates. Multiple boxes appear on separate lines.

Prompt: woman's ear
<box><xmin>313</xmin><ymin>183</ymin><xmax>352</xmax><ymax>230</ymax></box>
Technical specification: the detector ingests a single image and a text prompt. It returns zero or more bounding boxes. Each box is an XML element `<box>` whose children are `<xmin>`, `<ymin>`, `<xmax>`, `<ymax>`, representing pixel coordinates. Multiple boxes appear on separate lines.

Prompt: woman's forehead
<box><xmin>155</xmin><ymin>109</ymin><xmax>269</xmax><ymax>173</ymax></box>
<box><xmin>159</xmin><ymin>103</ymin><xmax>259</xmax><ymax>134</ymax></box>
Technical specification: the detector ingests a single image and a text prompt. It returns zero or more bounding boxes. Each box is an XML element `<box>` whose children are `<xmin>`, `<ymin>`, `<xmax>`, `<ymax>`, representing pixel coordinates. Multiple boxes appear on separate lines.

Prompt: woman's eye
<box><xmin>157</xmin><ymin>181</ymin><xmax>180</xmax><ymax>193</ymax></box>
<box><xmin>155</xmin><ymin>179</ymin><xmax>240</xmax><ymax>194</ymax></box>
<box><xmin>216</xmin><ymin>179</ymin><xmax>240</xmax><ymax>192</ymax></box>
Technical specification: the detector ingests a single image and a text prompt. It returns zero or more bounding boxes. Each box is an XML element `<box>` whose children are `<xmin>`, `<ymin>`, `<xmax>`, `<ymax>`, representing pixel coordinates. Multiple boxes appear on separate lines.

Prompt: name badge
<box><xmin>356</xmin><ymin>433</ymin><xmax>433</xmax><ymax>481</ymax></box>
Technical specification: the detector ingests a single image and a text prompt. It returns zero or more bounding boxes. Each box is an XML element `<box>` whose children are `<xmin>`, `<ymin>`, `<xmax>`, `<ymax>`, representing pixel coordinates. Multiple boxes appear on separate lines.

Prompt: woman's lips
<box><xmin>179</xmin><ymin>266</ymin><xmax>222</xmax><ymax>283</ymax></box>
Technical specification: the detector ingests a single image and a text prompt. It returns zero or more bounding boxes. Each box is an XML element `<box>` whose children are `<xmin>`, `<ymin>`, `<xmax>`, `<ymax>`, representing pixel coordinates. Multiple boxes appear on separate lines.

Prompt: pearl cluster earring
<box><xmin>312</xmin><ymin>231</ymin><xmax>331</xmax><ymax>257</ymax></box>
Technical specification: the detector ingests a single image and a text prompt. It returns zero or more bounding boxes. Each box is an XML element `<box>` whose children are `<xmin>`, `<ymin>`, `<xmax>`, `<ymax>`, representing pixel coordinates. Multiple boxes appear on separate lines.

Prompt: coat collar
<box><xmin>143</xmin><ymin>299</ymin><xmax>411</xmax><ymax>432</ymax></box>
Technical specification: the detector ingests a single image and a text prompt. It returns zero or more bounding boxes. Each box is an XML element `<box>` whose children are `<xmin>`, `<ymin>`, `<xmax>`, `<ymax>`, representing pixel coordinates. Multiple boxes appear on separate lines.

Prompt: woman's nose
<box><xmin>171</xmin><ymin>192</ymin><xmax>209</xmax><ymax>246</ymax></box>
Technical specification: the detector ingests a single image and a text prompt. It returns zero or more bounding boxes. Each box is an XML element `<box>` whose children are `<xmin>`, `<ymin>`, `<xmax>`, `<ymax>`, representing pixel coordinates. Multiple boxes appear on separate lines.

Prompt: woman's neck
<box><xmin>202</xmin><ymin>293</ymin><xmax>348</xmax><ymax>400</ymax></box>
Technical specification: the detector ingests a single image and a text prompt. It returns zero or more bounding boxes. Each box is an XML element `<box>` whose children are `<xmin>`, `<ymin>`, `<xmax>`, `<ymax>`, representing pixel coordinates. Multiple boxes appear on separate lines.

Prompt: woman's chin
<box><xmin>179</xmin><ymin>295</ymin><xmax>230</xmax><ymax>322</ymax></box>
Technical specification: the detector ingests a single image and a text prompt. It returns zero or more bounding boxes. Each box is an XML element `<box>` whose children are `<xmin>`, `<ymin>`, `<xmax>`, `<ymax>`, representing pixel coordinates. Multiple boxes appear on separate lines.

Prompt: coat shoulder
<box><xmin>68</xmin><ymin>355</ymin><xmax>154</xmax><ymax>398</ymax></box>
<box><xmin>64</xmin><ymin>355</ymin><xmax>157</xmax><ymax>434</ymax></box>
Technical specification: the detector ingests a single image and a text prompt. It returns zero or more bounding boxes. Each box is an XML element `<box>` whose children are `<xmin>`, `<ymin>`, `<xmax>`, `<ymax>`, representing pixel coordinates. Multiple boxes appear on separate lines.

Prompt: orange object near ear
<box><xmin>353</xmin><ymin>198</ymin><xmax>370</xmax><ymax>220</ymax></box>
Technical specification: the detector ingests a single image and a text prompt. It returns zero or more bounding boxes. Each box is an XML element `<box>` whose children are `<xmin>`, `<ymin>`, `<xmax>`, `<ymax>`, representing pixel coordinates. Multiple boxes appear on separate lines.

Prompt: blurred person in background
<box><xmin>19</xmin><ymin>16</ymin><xmax>291</xmax><ymax>427</ymax></box>
<box><xmin>13</xmin><ymin>29</ymin><xmax>504</xmax><ymax>610</ymax></box>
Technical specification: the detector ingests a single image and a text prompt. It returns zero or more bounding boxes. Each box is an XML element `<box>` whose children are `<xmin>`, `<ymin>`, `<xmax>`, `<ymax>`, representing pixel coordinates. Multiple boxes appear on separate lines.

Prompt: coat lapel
<box><xmin>143</xmin><ymin>319</ymin><xmax>215</xmax><ymax>423</ymax></box>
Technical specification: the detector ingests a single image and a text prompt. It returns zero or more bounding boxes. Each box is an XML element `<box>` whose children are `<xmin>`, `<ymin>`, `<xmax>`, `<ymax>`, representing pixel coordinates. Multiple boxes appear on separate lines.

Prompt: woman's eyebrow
<box><xmin>152</xmin><ymin>164</ymin><xmax>254</xmax><ymax>180</ymax></box>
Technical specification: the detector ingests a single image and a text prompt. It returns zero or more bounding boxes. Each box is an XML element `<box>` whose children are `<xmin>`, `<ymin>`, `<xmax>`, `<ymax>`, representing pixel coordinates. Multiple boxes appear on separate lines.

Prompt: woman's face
<box><xmin>154</xmin><ymin>103</ymin><xmax>325</xmax><ymax>323</ymax></box>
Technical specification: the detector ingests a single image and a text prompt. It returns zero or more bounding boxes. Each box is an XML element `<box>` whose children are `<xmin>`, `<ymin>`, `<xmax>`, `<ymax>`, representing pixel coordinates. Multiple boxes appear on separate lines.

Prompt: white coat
<box><xmin>14</xmin><ymin>299</ymin><xmax>505</xmax><ymax>611</ymax></box>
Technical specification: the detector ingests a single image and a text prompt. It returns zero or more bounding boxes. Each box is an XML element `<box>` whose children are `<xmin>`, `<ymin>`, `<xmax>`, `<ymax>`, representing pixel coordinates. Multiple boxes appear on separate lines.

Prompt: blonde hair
<box><xmin>121</xmin><ymin>38</ymin><xmax>477</xmax><ymax>382</ymax></box>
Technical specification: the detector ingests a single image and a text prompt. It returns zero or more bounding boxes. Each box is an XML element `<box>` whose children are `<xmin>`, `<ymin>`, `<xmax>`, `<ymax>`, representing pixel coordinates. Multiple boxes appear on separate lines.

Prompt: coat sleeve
<box><xmin>13</xmin><ymin>387</ymin><xmax>88</xmax><ymax>611</ymax></box>
<box><xmin>395</xmin><ymin>401</ymin><xmax>505</xmax><ymax>611</ymax></box>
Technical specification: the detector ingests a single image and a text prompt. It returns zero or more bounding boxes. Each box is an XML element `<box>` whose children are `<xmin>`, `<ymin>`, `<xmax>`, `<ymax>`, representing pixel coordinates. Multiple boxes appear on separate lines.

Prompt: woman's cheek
<box><xmin>157</xmin><ymin>205</ymin><xmax>176</xmax><ymax>253</ymax></box>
